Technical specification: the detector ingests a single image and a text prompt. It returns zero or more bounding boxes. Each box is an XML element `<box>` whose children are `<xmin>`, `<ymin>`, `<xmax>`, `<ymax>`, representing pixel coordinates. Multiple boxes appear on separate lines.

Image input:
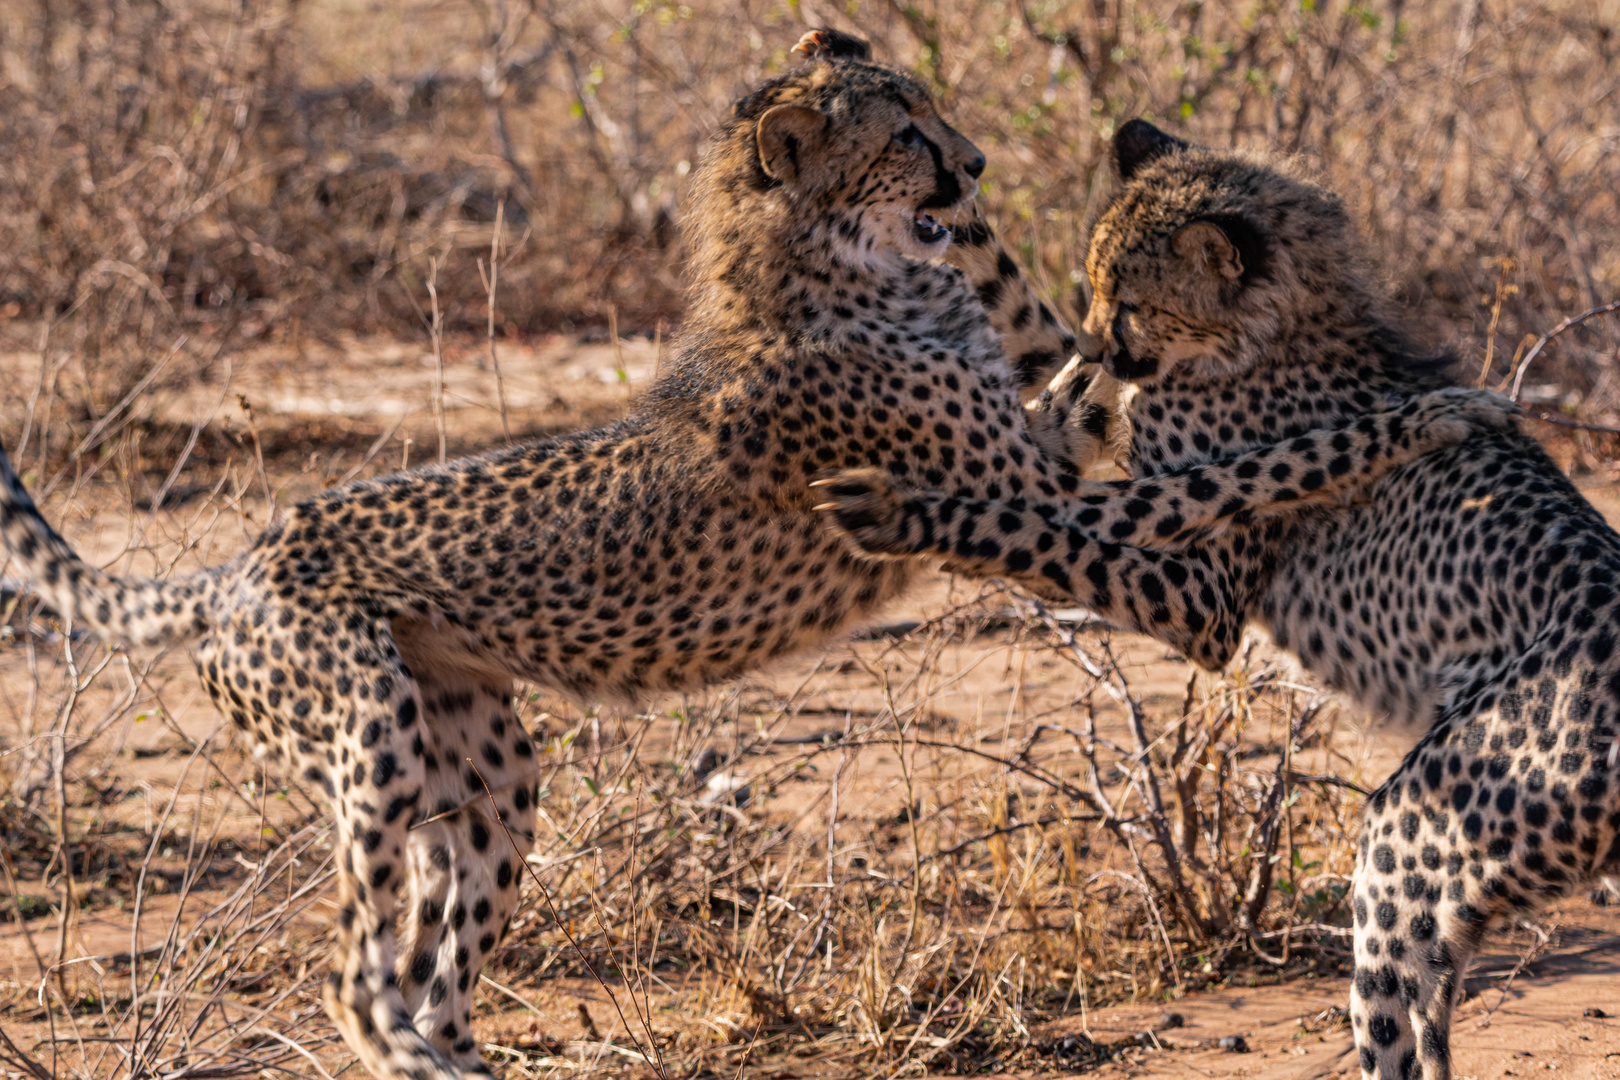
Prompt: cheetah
<box><xmin>0</xmin><ymin>46</ymin><xmax>1509</xmax><ymax>1080</ymax></box>
<box><xmin>817</xmin><ymin>119</ymin><xmax>1614</xmax><ymax>1080</ymax></box>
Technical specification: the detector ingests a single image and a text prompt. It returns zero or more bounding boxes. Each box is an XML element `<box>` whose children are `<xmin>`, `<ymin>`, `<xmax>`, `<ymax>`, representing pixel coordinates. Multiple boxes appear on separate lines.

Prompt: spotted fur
<box><xmin>820</xmin><ymin>120</ymin><xmax>1613</xmax><ymax>1080</ymax></box>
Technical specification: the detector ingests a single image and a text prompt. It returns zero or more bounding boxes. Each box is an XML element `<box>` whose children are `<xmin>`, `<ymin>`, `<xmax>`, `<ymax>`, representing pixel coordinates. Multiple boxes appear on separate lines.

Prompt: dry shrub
<box><xmin>470</xmin><ymin>592</ymin><xmax>1367</xmax><ymax>1074</ymax></box>
<box><xmin>3</xmin><ymin>0</ymin><xmax>1618</xmax><ymax>430</ymax></box>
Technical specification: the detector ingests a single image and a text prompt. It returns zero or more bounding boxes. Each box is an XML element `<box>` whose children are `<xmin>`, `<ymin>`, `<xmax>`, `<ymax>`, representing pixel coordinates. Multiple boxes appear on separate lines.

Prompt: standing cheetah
<box><xmin>819</xmin><ymin>120</ymin><xmax>1614</xmax><ymax>1080</ymax></box>
<box><xmin>0</xmin><ymin>45</ymin><xmax>1510</xmax><ymax>1080</ymax></box>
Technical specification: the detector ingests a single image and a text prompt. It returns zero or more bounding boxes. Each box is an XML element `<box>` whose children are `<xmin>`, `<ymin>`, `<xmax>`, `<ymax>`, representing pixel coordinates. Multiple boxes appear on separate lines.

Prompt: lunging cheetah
<box><xmin>820</xmin><ymin>120</ymin><xmax>1612</xmax><ymax>1080</ymax></box>
<box><xmin>0</xmin><ymin>45</ymin><xmax>1511</xmax><ymax>1080</ymax></box>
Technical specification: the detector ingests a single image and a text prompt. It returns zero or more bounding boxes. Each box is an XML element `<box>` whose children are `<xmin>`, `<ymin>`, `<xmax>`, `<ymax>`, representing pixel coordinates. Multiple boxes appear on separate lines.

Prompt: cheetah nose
<box><xmin>964</xmin><ymin>153</ymin><xmax>986</xmax><ymax>179</ymax></box>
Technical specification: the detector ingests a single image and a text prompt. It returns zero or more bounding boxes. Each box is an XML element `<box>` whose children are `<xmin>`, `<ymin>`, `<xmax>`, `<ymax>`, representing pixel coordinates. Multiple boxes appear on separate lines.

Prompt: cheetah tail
<box><xmin>0</xmin><ymin>438</ymin><xmax>215</xmax><ymax>648</ymax></box>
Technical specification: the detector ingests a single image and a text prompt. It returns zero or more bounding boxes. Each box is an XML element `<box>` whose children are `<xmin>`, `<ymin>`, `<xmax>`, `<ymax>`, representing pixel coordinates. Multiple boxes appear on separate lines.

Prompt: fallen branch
<box><xmin>1526</xmin><ymin>411</ymin><xmax>1620</xmax><ymax>437</ymax></box>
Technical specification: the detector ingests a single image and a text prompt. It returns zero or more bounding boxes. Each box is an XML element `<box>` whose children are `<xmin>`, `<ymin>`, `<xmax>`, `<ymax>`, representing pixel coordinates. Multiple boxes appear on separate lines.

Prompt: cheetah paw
<box><xmin>811</xmin><ymin>468</ymin><xmax>920</xmax><ymax>557</ymax></box>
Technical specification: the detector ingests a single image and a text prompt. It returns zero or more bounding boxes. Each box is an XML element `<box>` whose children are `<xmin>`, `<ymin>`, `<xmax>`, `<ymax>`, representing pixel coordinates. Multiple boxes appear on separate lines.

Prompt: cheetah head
<box><xmin>1079</xmin><ymin>120</ymin><xmax>1358</xmax><ymax>388</ymax></box>
<box><xmin>698</xmin><ymin>32</ymin><xmax>986</xmax><ymax>266</ymax></box>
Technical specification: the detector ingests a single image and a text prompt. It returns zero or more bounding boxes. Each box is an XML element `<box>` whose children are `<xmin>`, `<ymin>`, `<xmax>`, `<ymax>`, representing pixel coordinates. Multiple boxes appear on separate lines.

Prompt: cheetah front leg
<box><xmin>940</xmin><ymin>204</ymin><xmax>1115</xmax><ymax>468</ymax></box>
<box><xmin>942</xmin><ymin>202</ymin><xmax>1082</xmax><ymax>390</ymax></box>
<box><xmin>1065</xmin><ymin>386</ymin><xmax>1521</xmax><ymax>547</ymax></box>
<box><xmin>819</xmin><ymin>387</ymin><xmax>1519</xmax><ymax>555</ymax></box>
<box><xmin>815</xmin><ymin>388</ymin><xmax>1518</xmax><ymax>667</ymax></box>
<box><xmin>815</xmin><ymin>465</ymin><xmax>1246</xmax><ymax>666</ymax></box>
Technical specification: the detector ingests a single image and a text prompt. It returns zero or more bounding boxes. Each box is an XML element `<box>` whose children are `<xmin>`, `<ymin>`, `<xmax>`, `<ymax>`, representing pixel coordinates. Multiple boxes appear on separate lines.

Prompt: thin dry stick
<box><xmin>0</xmin><ymin>1025</ymin><xmax>51</xmax><ymax>1080</ymax></box>
<box><xmin>478</xmin><ymin>201</ymin><xmax>513</xmax><ymax>444</ymax></box>
<box><xmin>1474</xmin><ymin>919</ymin><xmax>1554</xmax><ymax>1028</ymax></box>
<box><xmin>609</xmin><ymin>305</ymin><xmax>628</xmax><ymax>390</ymax></box>
<box><xmin>607</xmin><ymin>767</ymin><xmax>663</xmax><ymax>1075</ymax></box>
<box><xmin>1506</xmin><ymin>298</ymin><xmax>1620</xmax><ymax>400</ymax></box>
<box><xmin>138</xmin><ymin>355</ymin><xmax>234</xmax><ymax>542</ymax></box>
<box><xmin>16</xmin><ymin>299</ymin><xmax>85</xmax><ymax>462</ymax></box>
<box><xmin>468</xmin><ymin>761</ymin><xmax>669</xmax><ymax>1080</ymax></box>
<box><xmin>54</xmin><ymin>335</ymin><xmax>185</xmax><ymax>480</ymax></box>
<box><xmin>905</xmin><ymin>814</ymin><xmax>1103</xmax><ymax>871</ymax></box>
<box><xmin>1477</xmin><ymin>256</ymin><xmax>1517</xmax><ymax>388</ymax></box>
<box><xmin>0</xmin><ymin>846</ymin><xmax>48</xmax><ymax>985</ymax></box>
<box><xmin>878</xmin><ymin>675</ymin><xmax>923</xmax><ymax>991</ymax></box>
<box><xmin>626</xmin><ymin>778</ymin><xmax>662</xmax><ymax>1038</ymax></box>
<box><xmin>336</xmin><ymin>413</ymin><xmax>409</xmax><ymax>487</ymax></box>
<box><xmin>427</xmin><ymin>255</ymin><xmax>448</xmax><ymax>464</ymax></box>
<box><xmin>47</xmin><ymin>632</ymin><xmax>97</xmax><ymax>996</ymax></box>
<box><xmin>1527</xmin><ymin>411</ymin><xmax>1620</xmax><ymax>436</ymax></box>
<box><xmin>253</xmin><ymin>1030</ymin><xmax>340</xmax><ymax>1080</ymax></box>
<box><xmin>234</xmin><ymin>394</ymin><xmax>277</xmax><ymax>521</ymax></box>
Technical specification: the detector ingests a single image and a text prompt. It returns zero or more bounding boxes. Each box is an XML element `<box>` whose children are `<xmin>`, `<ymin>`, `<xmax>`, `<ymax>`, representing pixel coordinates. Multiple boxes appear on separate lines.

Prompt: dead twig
<box><xmin>1506</xmin><ymin>299</ymin><xmax>1620</xmax><ymax>401</ymax></box>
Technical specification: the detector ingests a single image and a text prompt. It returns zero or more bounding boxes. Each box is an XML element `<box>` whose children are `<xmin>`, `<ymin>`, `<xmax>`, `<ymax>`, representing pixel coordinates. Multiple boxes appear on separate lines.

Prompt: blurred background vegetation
<box><xmin>0</xmin><ymin>0</ymin><xmax>1616</xmax><ymax>418</ymax></box>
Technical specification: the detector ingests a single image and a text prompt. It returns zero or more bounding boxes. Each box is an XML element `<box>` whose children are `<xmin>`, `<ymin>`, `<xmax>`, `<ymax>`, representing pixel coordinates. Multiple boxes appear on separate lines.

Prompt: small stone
<box><xmin>1218</xmin><ymin>1035</ymin><xmax>1250</xmax><ymax>1053</ymax></box>
<box><xmin>1158</xmin><ymin>1011</ymin><xmax>1186</xmax><ymax>1029</ymax></box>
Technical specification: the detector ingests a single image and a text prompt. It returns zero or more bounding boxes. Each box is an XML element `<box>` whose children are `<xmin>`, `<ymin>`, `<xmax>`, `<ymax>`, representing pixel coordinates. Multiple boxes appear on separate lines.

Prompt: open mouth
<box><xmin>912</xmin><ymin>210</ymin><xmax>951</xmax><ymax>245</ymax></box>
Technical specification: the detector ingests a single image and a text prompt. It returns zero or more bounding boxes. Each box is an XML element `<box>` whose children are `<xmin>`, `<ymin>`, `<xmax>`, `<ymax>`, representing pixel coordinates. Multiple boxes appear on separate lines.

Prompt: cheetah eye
<box><xmin>894</xmin><ymin>123</ymin><xmax>925</xmax><ymax>149</ymax></box>
<box><xmin>1111</xmin><ymin>304</ymin><xmax>1135</xmax><ymax>344</ymax></box>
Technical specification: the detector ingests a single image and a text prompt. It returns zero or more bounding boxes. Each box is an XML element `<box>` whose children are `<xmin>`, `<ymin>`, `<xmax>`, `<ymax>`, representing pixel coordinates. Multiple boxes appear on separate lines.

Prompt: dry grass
<box><xmin>3</xmin><ymin>0</ymin><xmax>1618</xmax><ymax>417</ymax></box>
<box><xmin>2</xmin><ymin>0</ymin><xmax>1620</xmax><ymax>1075</ymax></box>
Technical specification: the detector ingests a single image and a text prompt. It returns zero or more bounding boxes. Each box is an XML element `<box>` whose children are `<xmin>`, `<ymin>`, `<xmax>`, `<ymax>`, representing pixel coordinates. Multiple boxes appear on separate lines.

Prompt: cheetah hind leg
<box><xmin>1349</xmin><ymin>771</ymin><xmax>1497</xmax><ymax>1080</ymax></box>
<box><xmin>316</xmin><ymin>656</ymin><xmax>470</xmax><ymax>1079</ymax></box>
<box><xmin>394</xmin><ymin>667</ymin><xmax>538</xmax><ymax>1069</ymax></box>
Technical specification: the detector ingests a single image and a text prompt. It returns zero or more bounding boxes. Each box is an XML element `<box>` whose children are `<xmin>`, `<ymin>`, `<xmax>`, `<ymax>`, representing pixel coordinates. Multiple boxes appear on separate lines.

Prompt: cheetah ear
<box><xmin>1172</xmin><ymin>220</ymin><xmax>1245</xmax><ymax>282</ymax></box>
<box><xmin>757</xmin><ymin>104</ymin><xmax>827</xmax><ymax>185</ymax></box>
<box><xmin>791</xmin><ymin>28</ymin><xmax>872</xmax><ymax>62</ymax></box>
<box><xmin>1114</xmin><ymin>119</ymin><xmax>1189</xmax><ymax>181</ymax></box>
